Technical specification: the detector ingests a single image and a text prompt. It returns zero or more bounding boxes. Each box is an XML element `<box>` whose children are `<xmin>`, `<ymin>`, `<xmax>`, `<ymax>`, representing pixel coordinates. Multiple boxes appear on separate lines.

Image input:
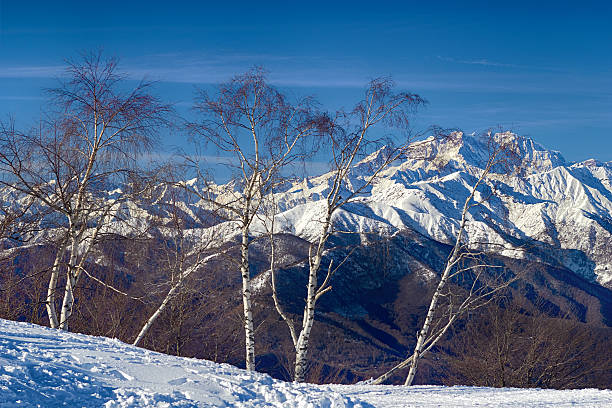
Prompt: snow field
<box><xmin>1</xmin><ymin>319</ymin><xmax>612</xmax><ymax>407</ymax></box>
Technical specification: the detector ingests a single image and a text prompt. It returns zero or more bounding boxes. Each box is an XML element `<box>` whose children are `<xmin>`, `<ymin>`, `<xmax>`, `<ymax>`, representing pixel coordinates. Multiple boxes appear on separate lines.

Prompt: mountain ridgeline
<box><xmin>266</xmin><ymin>131</ymin><xmax>612</xmax><ymax>288</ymax></box>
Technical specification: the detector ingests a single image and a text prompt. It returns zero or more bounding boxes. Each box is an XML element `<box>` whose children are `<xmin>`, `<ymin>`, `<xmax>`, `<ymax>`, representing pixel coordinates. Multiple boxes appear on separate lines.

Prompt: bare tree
<box><xmin>0</xmin><ymin>186</ymin><xmax>44</xmax><ymax>322</ymax></box>
<box><xmin>442</xmin><ymin>300</ymin><xmax>612</xmax><ymax>389</ymax></box>
<box><xmin>0</xmin><ymin>51</ymin><xmax>171</xmax><ymax>330</ymax></box>
<box><xmin>133</xmin><ymin>175</ymin><xmax>224</xmax><ymax>347</ymax></box>
<box><xmin>267</xmin><ymin>78</ymin><xmax>429</xmax><ymax>382</ymax></box>
<box><xmin>371</xmin><ymin>130</ymin><xmax>523</xmax><ymax>385</ymax></box>
<box><xmin>188</xmin><ymin>68</ymin><xmax>330</xmax><ymax>371</ymax></box>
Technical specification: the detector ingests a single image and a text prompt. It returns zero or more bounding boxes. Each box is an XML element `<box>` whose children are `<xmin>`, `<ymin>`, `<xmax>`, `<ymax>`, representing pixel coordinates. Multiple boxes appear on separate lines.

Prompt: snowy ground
<box><xmin>1</xmin><ymin>319</ymin><xmax>611</xmax><ymax>407</ymax></box>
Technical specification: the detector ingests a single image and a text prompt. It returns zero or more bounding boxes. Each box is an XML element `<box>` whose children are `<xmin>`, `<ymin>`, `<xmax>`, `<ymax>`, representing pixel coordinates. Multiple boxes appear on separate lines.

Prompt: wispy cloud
<box><xmin>122</xmin><ymin>53</ymin><xmax>503</xmax><ymax>90</ymax></box>
<box><xmin>122</xmin><ymin>53</ymin><xmax>368</xmax><ymax>88</ymax></box>
<box><xmin>436</xmin><ymin>56</ymin><xmax>565</xmax><ymax>73</ymax></box>
<box><xmin>126</xmin><ymin>53</ymin><xmax>580</xmax><ymax>92</ymax></box>
<box><xmin>0</xmin><ymin>53</ymin><xmax>591</xmax><ymax>95</ymax></box>
<box><xmin>0</xmin><ymin>95</ymin><xmax>44</xmax><ymax>101</ymax></box>
<box><xmin>0</xmin><ymin>65</ymin><xmax>63</xmax><ymax>79</ymax></box>
<box><xmin>0</xmin><ymin>58</ymin><xmax>485</xmax><ymax>91</ymax></box>
<box><xmin>0</xmin><ymin>53</ymin><xmax>369</xmax><ymax>89</ymax></box>
<box><xmin>437</xmin><ymin>55</ymin><xmax>522</xmax><ymax>68</ymax></box>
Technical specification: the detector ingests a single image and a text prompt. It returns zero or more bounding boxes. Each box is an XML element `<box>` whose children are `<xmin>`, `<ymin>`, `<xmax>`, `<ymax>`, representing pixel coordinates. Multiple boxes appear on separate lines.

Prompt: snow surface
<box><xmin>1</xmin><ymin>319</ymin><xmax>611</xmax><ymax>407</ymax></box>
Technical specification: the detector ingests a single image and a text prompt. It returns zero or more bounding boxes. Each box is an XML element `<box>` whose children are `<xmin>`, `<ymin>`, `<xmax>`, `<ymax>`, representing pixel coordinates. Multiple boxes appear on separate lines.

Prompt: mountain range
<box><xmin>3</xmin><ymin>131</ymin><xmax>612</xmax><ymax>385</ymax></box>
<box><xmin>179</xmin><ymin>131</ymin><xmax>612</xmax><ymax>288</ymax></box>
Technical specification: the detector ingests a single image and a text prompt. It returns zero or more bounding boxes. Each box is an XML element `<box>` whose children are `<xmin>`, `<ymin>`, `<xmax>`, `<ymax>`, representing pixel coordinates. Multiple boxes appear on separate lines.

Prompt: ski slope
<box><xmin>1</xmin><ymin>319</ymin><xmax>611</xmax><ymax>407</ymax></box>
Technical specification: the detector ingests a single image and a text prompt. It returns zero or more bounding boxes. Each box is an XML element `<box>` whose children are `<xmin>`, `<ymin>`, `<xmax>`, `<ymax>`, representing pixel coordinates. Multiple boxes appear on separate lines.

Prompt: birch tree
<box><xmin>268</xmin><ymin>78</ymin><xmax>429</xmax><ymax>382</ymax></box>
<box><xmin>132</xmin><ymin>177</ymin><xmax>224</xmax><ymax>347</ymax></box>
<box><xmin>0</xmin><ymin>52</ymin><xmax>171</xmax><ymax>330</ymax></box>
<box><xmin>188</xmin><ymin>68</ymin><xmax>330</xmax><ymax>371</ymax></box>
<box><xmin>371</xmin><ymin>130</ymin><xmax>523</xmax><ymax>385</ymax></box>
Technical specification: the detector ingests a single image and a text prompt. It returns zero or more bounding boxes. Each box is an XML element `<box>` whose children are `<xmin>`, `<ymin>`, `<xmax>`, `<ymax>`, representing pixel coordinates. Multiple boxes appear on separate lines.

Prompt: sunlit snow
<box><xmin>1</xmin><ymin>319</ymin><xmax>611</xmax><ymax>407</ymax></box>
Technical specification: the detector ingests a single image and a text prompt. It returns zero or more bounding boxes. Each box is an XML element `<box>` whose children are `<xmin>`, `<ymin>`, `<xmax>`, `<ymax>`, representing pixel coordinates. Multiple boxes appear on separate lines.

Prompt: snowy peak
<box><xmin>421</xmin><ymin>131</ymin><xmax>566</xmax><ymax>175</ymax></box>
<box><xmin>500</xmin><ymin>132</ymin><xmax>566</xmax><ymax>172</ymax></box>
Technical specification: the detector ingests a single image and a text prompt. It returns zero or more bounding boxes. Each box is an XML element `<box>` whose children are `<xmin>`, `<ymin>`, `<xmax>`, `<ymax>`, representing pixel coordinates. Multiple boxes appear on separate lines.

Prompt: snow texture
<box><xmin>1</xmin><ymin>318</ymin><xmax>611</xmax><ymax>407</ymax></box>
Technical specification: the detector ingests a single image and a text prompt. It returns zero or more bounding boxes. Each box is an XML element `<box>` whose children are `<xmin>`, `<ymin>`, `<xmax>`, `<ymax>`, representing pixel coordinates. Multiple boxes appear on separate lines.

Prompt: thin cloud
<box><xmin>0</xmin><ymin>95</ymin><xmax>44</xmax><ymax>101</ymax></box>
<box><xmin>0</xmin><ymin>65</ymin><xmax>63</xmax><ymax>79</ymax></box>
<box><xmin>127</xmin><ymin>53</ymin><xmax>570</xmax><ymax>91</ymax></box>
<box><xmin>0</xmin><ymin>53</ymin><xmax>583</xmax><ymax>94</ymax></box>
<box><xmin>436</xmin><ymin>56</ymin><xmax>565</xmax><ymax>73</ymax></box>
<box><xmin>437</xmin><ymin>55</ymin><xmax>522</xmax><ymax>68</ymax></box>
<box><xmin>0</xmin><ymin>52</ymin><xmax>528</xmax><ymax>90</ymax></box>
<box><xmin>121</xmin><ymin>53</ymin><xmax>366</xmax><ymax>88</ymax></box>
<box><xmin>121</xmin><ymin>53</ymin><xmax>462</xmax><ymax>89</ymax></box>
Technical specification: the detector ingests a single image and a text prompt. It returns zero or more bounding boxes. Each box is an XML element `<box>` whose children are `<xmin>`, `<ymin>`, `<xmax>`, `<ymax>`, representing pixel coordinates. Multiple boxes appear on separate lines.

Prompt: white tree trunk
<box><xmin>293</xmin><ymin>218</ymin><xmax>329</xmax><ymax>383</ymax></box>
<box><xmin>293</xmin><ymin>256</ymin><xmax>320</xmax><ymax>382</ymax></box>
<box><xmin>133</xmin><ymin>279</ymin><xmax>182</xmax><ymax>347</ymax></box>
<box><xmin>58</xmin><ymin>270</ymin><xmax>76</xmax><ymax>331</ymax></box>
<box><xmin>57</xmin><ymin>207</ymin><xmax>113</xmax><ymax>331</ymax></box>
<box><xmin>133</xmin><ymin>252</ymin><xmax>218</xmax><ymax>347</ymax></box>
<box><xmin>59</xmin><ymin>239</ymin><xmax>79</xmax><ymax>331</ymax></box>
<box><xmin>46</xmin><ymin>244</ymin><xmax>66</xmax><ymax>329</ymax></box>
<box><xmin>58</xmin><ymin>229</ymin><xmax>87</xmax><ymax>332</ymax></box>
<box><xmin>269</xmin><ymin>234</ymin><xmax>298</xmax><ymax>347</ymax></box>
<box><xmin>241</xmin><ymin>223</ymin><xmax>255</xmax><ymax>371</ymax></box>
<box><xmin>405</xmin><ymin>256</ymin><xmax>454</xmax><ymax>385</ymax></box>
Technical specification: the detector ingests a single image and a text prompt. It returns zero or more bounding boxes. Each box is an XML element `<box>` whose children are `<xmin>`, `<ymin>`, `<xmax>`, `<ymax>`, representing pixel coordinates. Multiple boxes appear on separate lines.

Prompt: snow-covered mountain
<box><xmin>3</xmin><ymin>318</ymin><xmax>612</xmax><ymax>407</ymax></box>
<box><xmin>4</xmin><ymin>131</ymin><xmax>611</xmax><ymax>288</ymax></box>
<box><xmin>260</xmin><ymin>132</ymin><xmax>612</xmax><ymax>287</ymax></box>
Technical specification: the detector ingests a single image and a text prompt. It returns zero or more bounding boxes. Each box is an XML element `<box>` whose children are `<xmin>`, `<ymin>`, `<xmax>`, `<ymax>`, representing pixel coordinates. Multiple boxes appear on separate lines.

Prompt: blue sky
<box><xmin>1</xmin><ymin>0</ymin><xmax>611</xmax><ymax>163</ymax></box>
